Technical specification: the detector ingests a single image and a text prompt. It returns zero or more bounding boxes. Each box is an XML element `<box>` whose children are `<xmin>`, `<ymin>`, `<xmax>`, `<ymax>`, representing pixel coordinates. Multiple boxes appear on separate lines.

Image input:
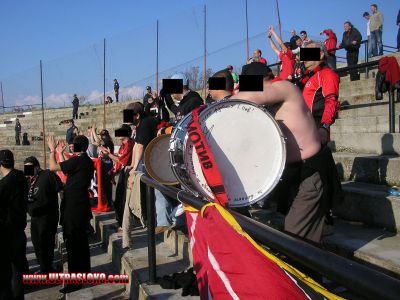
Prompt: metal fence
<box><xmin>141</xmin><ymin>175</ymin><xmax>400</xmax><ymax>300</ymax></box>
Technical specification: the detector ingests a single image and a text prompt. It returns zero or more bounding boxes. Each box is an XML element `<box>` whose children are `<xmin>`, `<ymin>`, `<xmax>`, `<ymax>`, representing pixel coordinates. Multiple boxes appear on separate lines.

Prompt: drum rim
<box><xmin>144</xmin><ymin>134</ymin><xmax>179</xmax><ymax>186</ymax></box>
<box><xmin>169</xmin><ymin>114</ymin><xmax>200</xmax><ymax>195</ymax></box>
<box><xmin>172</xmin><ymin>99</ymin><xmax>287</xmax><ymax>206</ymax></box>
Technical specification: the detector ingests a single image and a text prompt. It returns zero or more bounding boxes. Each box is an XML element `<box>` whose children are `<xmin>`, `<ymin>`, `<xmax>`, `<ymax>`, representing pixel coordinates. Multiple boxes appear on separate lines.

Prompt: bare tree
<box><xmin>199</xmin><ymin>68</ymin><xmax>214</xmax><ymax>90</ymax></box>
<box><xmin>184</xmin><ymin>66</ymin><xmax>200</xmax><ymax>90</ymax></box>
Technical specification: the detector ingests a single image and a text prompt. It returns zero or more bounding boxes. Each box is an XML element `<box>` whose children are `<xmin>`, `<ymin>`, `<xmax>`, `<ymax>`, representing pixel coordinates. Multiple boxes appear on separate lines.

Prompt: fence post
<box><xmin>146</xmin><ymin>184</ymin><xmax>157</xmax><ymax>283</ymax></box>
<box><xmin>389</xmin><ymin>90</ymin><xmax>395</xmax><ymax>133</ymax></box>
<box><xmin>365</xmin><ymin>40</ymin><xmax>369</xmax><ymax>79</ymax></box>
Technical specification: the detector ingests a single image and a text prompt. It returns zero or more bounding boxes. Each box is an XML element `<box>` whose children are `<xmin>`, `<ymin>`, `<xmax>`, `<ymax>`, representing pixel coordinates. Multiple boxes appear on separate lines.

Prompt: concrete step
<box><xmin>339</xmin><ymin>102</ymin><xmax>400</xmax><ymax>118</ymax></box>
<box><xmin>333</xmin><ymin>152</ymin><xmax>400</xmax><ymax>186</ymax></box>
<box><xmin>331</xmin><ymin>115</ymin><xmax>394</xmax><ymax>134</ymax></box>
<box><xmin>92</xmin><ymin>210</ymin><xmax>198</xmax><ymax>299</ymax></box>
<box><xmin>322</xmin><ymin>219</ymin><xmax>400</xmax><ymax>279</ymax></box>
<box><xmin>250</xmin><ymin>208</ymin><xmax>400</xmax><ymax>278</ymax></box>
<box><xmin>334</xmin><ymin>182</ymin><xmax>400</xmax><ymax>232</ymax></box>
<box><xmin>329</xmin><ymin>132</ymin><xmax>400</xmax><ymax>155</ymax></box>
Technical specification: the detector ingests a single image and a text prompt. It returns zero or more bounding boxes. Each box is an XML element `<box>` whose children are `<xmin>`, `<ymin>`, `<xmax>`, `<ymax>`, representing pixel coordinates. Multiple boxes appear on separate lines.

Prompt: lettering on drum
<box><xmin>236</xmin><ymin>104</ymin><xmax>255</xmax><ymax>113</ymax></box>
<box><xmin>232</xmin><ymin>194</ymin><xmax>254</xmax><ymax>202</ymax></box>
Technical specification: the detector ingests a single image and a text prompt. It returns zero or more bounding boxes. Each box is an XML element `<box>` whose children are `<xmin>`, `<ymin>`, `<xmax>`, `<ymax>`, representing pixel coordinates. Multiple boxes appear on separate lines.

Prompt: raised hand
<box><xmin>47</xmin><ymin>136</ymin><xmax>56</xmax><ymax>151</ymax></box>
<box><xmin>56</xmin><ymin>139</ymin><xmax>67</xmax><ymax>153</ymax></box>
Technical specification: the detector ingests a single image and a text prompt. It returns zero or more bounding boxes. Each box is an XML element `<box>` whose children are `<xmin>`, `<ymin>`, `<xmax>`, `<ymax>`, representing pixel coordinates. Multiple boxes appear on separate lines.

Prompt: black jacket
<box><xmin>15</xmin><ymin>122</ymin><xmax>21</xmax><ymax>133</ymax></box>
<box><xmin>66</xmin><ymin>125</ymin><xmax>77</xmax><ymax>144</ymax></box>
<box><xmin>72</xmin><ymin>96</ymin><xmax>79</xmax><ymax>107</ymax></box>
<box><xmin>164</xmin><ymin>90</ymin><xmax>203</xmax><ymax>121</ymax></box>
<box><xmin>340</xmin><ymin>28</ymin><xmax>362</xmax><ymax>52</ymax></box>
<box><xmin>0</xmin><ymin>169</ymin><xmax>28</xmax><ymax>231</ymax></box>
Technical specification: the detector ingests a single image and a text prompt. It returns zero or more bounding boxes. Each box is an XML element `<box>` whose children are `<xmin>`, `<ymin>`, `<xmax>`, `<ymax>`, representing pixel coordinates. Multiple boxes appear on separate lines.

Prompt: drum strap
<box><xmin>187</xmin><ymin>106</ymin><xmax>228</xmax><ymax>207</ymax></box>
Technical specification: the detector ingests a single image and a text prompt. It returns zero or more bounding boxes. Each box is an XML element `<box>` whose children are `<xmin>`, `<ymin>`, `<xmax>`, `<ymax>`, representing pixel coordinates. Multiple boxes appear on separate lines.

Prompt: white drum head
<box><xmin>184</xmin><ymin>100</ymin><xmax>285</xmax><ymax>207</ymax></box>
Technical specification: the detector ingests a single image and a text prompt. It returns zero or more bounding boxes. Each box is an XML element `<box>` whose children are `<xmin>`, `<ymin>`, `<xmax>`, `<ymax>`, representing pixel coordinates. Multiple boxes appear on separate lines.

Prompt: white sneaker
<box><xmin>174</xmin><ymin>204</ymin><xmax>184</xmax><ymax>217</ymax></box>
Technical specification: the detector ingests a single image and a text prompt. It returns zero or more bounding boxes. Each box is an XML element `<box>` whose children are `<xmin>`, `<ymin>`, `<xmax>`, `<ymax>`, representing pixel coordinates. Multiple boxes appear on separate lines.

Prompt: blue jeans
<box><xmin>370</xmin><ymin>29</ymin><xmax>383</xmax><ymax>56</ymax></box>
<box><xmin>155</xmin><ymin>189</ymin><xmax>173</xmax><ymax>226</ymax></box>
<box><xmin>154</xmin><ymin>190</ymin><xmax>186</xmax><ymax>227</ymax></box>
<box><xmin>367</xmin><ymin>35</ymin><xmax>373</xmax><ymax>58</ymax></box>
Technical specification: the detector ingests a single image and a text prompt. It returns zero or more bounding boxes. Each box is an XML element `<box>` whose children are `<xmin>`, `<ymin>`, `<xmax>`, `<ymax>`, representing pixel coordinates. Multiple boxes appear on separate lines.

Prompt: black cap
<box><xmin>146</xmin><ymin>86</ymin><xmax>151</xmax><ymax>90</ymax></box>
<box><xmin>241</xmin><ymin>62</ymin><xmax>272</xmax><ymax>76</ymax></box>
<box><xmin>363</xmin><ymin>12</ymin><xmax>370</xmax><ymax>17</ymax></box>
<box><xmin>0</xmin><ymin>149</ymin><xmax>14</xmax><ymax>164</ymax></box>
<box><xmin>24</xmin><ymin>156</ymin><xmax>40</xmax><ymax>167</ymax></box>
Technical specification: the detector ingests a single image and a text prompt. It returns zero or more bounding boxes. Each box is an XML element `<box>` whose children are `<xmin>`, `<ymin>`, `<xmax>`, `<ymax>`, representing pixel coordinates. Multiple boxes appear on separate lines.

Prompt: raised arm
<box><xmin>268</xmin><ymin>35</ymin><xmax>280</xmax><ymax>56</ymax></box>
<box><xmin>269</xmin><ymin>26</ymin><xmax>288</xmax><ymax>53</ymax></box>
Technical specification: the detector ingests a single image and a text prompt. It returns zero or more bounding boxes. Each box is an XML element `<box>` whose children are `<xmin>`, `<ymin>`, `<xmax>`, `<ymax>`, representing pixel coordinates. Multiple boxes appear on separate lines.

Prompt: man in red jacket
<box><xmin>301</xmin><ymin>41</ymin><xmax>340</xmax><ymax>145</ymax></box>
<box><xmin>321</xmin><ymin>29</ymin><xmax>337</xmax><ymax>70</ymax></box>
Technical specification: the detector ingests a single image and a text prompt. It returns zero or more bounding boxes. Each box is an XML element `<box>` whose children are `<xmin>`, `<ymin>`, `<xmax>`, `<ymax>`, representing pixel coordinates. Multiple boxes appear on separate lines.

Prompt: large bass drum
<box><xmin>169</xmin><ymin>99</ymin><xmax>286</xmax><ymax>207</ymax></box>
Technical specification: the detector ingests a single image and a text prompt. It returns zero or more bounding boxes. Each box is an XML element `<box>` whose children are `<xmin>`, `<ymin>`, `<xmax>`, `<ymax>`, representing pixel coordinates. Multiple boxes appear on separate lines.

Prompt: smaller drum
<box><xmin>144</xmin><ymin>134</ymin><xmax>179</xmax><ymax>185</ymax></box>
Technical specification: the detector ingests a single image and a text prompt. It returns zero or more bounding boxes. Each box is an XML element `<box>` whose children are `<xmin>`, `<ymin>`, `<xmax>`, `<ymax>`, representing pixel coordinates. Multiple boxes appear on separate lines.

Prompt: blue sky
<box><xmin>0</xmin><ymin>0</ymin><xmax>398</xmax><ymax>107</ymax></box>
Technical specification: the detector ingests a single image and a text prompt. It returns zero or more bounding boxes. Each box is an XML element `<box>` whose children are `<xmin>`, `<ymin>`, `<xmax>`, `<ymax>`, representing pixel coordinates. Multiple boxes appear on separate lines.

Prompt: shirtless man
<box><xmin>231</xmin><ymin>62</ymin><xmax>341</xmax><ymax>243</ymax></box>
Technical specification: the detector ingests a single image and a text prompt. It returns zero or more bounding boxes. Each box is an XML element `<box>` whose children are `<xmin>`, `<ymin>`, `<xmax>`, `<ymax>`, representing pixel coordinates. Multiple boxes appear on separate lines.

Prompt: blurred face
<box><xmin>24</xmin><ymin>163</ymin><xmax>39</xmax><ymax>180</ymax></box>
<box><xmin>301</xmin><ymin>32</ymin><xmax>307</xmax><ymax>40</ymax></box>
<box><xmin>303</xmin><ymin>43</ymin><xmax>323</xmax><ymax>70</ymax></box>
<box><xmin>253</xmin><ymin>50</ymin><xmax>261</xmax><ymax>58</ymax></box>
<box><xmin>172</xmin><ymin>93</ymin><xmax>183</xmax><ymax>101</ymax></box>
<box><xmin>296</xmin><ymin>38</ymin><xmax>302</xmax><ymax>47</ymax></box>
<box><xmin>364</xmin><ymin>15</ymin><xmax>370</xmax><ymax>21</ymax></box>
<box><xmin>344</xmin><ymin>23</ymin><xmax>351</xmax><ymax>32</ymax></box>
<box><xmin>370</xmin><ymin>5</ymin><xmax>376</xmax><ymax>13</ymax></box>
<box><xmin>290</xmin><ymin>30</ymin><xmax>296</xmax><ymax>36</ymax></box>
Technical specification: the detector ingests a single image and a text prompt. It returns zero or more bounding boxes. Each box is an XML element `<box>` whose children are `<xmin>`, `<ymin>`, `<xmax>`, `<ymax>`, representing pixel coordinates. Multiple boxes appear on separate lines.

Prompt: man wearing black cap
<box><xmin>143</xmin><ymin>86</ymin><xmax>155</xmax><ymax>108</ymax></box>
<box><xmin>0</xmin><ymin>149</ymin><xmax>29</xmax><ymax>299</ymax></box>
<box><xmin>47</xmin><ymin>135</ymin><xmax>94</xmax><ymax>294</ymax></box>
<box><xmin>114</xmin><ymin>79</ymin><xmax>120</xmax><ymax>102</ymax></box>
<box><xmin>232</xmin><ymin>63</ymin><xmax>342</xmax><ymax>243</ymax></box>
<box><xmin>24</xmin><ymin>156</ymin><xmax>63</xmax><ymax>274</ymax></box>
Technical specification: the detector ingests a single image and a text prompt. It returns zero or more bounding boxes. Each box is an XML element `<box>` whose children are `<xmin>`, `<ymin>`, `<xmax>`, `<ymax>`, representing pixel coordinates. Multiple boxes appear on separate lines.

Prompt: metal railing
<box><xmin>141</xmin><ymin>175</ymin><xmax>400</xmax><ymax>300</ymax></box>
<box><xmin>1</xmin><ymin>103</ymin><xmax>44</xmax><ymax>114</ymax></box>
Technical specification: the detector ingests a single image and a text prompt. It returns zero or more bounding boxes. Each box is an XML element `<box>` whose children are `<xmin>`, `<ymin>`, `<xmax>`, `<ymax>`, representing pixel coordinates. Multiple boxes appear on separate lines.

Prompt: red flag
<box><xmin>185</xmin><ymin>204</ymin><xmax>342</xmax><ymax>300</ymax></box>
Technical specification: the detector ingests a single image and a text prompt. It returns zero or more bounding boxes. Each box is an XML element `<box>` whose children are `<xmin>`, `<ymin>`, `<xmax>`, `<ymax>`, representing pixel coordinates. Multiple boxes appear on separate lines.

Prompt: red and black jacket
<box><xmin>301</xmin><ymin>64</ymin><xmax>340</xmax><ymax>126</ymax></box>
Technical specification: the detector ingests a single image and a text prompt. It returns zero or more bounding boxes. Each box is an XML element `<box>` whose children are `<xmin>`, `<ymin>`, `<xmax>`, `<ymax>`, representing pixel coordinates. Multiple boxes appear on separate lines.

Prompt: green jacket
<box><xmin>370</xmin><ymin>11</ymin><xmax>384</xmax><ymax>32</ymax></box>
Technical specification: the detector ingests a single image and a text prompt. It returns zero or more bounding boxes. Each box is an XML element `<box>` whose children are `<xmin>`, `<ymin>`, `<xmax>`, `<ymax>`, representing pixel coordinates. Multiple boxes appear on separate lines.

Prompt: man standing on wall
<box><xmin>15</xmin><ymin>118</ymin><xmax>21</xmax><ymax>145</ymax></box>
<box><xmin>369</xmin><ymin>4</ymin><xmax>384</xmax><ymax>57</ymax></box>
<box><xmin>114</xmin><ymin>79</ymin><xmax>120</xmax><ymax>102</ymax></box>
<box><xmin>72</xmin><ymin>94</ymin><xmax>79</xmax><ymax>120</ymax></box>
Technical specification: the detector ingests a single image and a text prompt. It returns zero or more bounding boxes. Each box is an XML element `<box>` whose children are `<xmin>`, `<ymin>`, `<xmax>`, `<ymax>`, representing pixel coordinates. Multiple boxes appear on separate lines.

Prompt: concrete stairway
<box><xmin>0</xmin><ymin>100</ymin><xmax>134</xmax><ymax>169</ymax></box>
<box><xmin>325</xmin><ymin>52</ymin><xmax>400</xmax><ymax>279</ymax></box>
<box><xmin>56</xmin><ymin>212</ymin><xmax>198</xmax><ymax>299</ymax></box>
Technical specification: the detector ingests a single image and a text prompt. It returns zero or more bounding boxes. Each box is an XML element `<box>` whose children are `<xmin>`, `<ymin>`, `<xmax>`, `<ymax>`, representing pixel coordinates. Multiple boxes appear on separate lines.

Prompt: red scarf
<box><xmin>188</xmin><ymin>106</ymin><xmax>228</xmax><ymax>206</ymax></box>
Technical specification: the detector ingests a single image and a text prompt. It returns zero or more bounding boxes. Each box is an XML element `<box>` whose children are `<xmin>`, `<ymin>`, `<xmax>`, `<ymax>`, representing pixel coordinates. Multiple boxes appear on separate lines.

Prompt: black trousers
<box><xmin>114</xmin><ymin>90</ymin><xmax>119</xmax><ymax>102</ymax></box>
<box><xmin>0</xmin><ymin>228</ymin><xmax>12</xmax><ymax>300</ymax></box>
<box><xmin>63</xmin><ymin>227</ymin><xmax>90</xmax><ymax>274</ymax></box>
<box><xmin>15</xmin><ymin>132</ymin><xmax>20</xmax><ymax>145</ymax></box>
<box><xmin>31</xmin><ymin>215</ymin><xmax>58</xmax><ymax>273</ymax></box>
<box><xmin>114</xmin><ymin>169</ymin><xmax>128</xmax><ymax>227</ymax></box>
<box><xmin>397</xmin><ymin>27</ymin><xmax>400</xmax><ymax>51</ymax></box>
<box><xmin>10</xmin><ymin>229</ymin><xmax>29</xmax><ymax>300</ymax></box>
<box><xmin>346</xmin><ymin>50</ymin><xmax>360</xmax><ymax>81</ymax></box>
<box><xmin>72</xmin><ymin>106</ymin><xmax>79</xmax><ymax>119</ymax></box>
